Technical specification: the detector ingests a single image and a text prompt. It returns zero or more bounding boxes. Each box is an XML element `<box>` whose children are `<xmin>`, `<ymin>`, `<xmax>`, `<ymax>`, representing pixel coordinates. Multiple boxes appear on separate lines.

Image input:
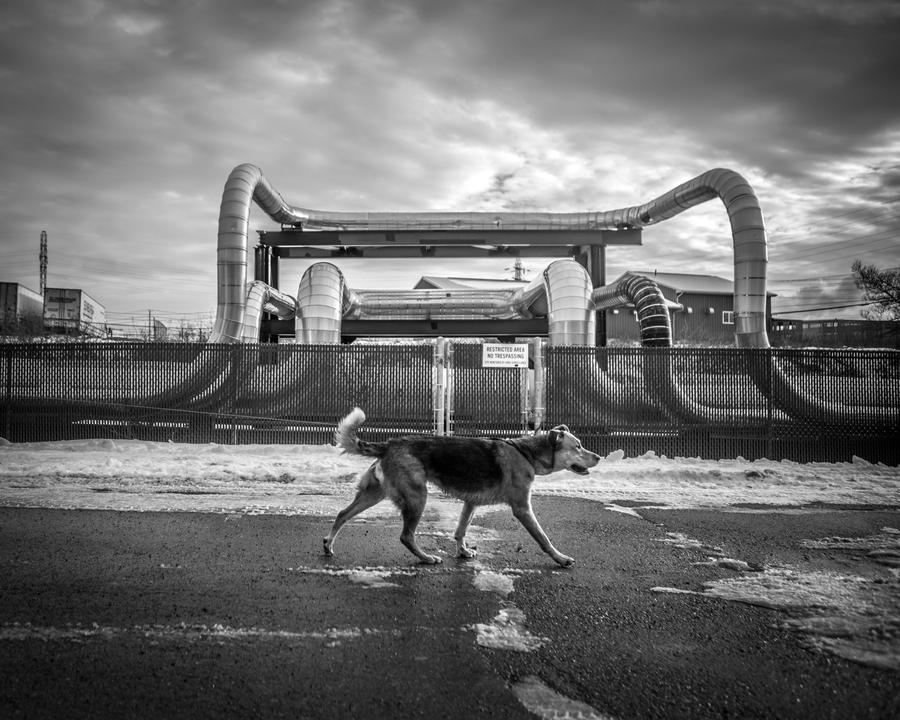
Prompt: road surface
<box><xmin>1</xmin><ymin>499</ymin><xmax>898</xmax><ymax>719</ymax></box>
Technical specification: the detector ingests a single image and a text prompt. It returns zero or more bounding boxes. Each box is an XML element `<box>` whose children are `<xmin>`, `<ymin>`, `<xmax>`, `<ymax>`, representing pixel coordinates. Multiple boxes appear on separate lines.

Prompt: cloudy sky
<box><xmin>1</xmin><ymin>0</ymin><xmax>898</xmax><ymax>333</ymax></box>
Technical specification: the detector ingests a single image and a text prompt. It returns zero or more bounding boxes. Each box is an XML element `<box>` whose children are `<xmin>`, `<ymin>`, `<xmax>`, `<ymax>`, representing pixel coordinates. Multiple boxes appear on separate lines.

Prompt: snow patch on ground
<box><xmin>1</xmin><ymin>439</ymin><xmax>898</xmax><ymax>515</ymax></box>
<box><xmin>512</xmin><ymin>675</ymin><xmax>616</xmax><ymax>720</ymax></box>
<box><xmin>653</xmin><ymin>525</ymin><xmax>900</xmax><ymax>672</ymax></box>
<box><xmin>471</xmin><ymin>602</ymin><xmax>549</xmax><ymax>652</ymax></box>
<box><xmin>703</xmin><ymin>565</ymin><xmax>900</xmax><ymax>671</ymax></box>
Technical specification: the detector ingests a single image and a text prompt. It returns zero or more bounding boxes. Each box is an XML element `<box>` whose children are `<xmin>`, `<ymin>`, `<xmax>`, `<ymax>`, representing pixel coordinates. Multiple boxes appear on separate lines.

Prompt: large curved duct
<box><xmin>294</xmin><ymin>263</ymin><xmax>357</xmax><ymax>344</ymax></box>
<box><xmin>239</xmin><ymin>281</ymin><xmax>297</xmax><ymax>343</ymax></box>
<box><xmin>591</xmin><ymin>273</ymin><xmax>673</xmax><ymax>347</ymax></box>
<box><xmin>213</xmin><ymin>164</ymin><xmax>767</xmax><ymax>346</ymax></box>
<box><xmin>293</xmin><ymin>259</ymin><xmax>595</xmax><ymax>345</ymax></box>
<box><xmin>540</xmin><ymin>260</ymin><xmax>595</xmax><ymax>345</ymax></box>
<box><xmin>212</xmin><ymin>164</ymin><xmax>309</xmax><ymax>343</ymax></box>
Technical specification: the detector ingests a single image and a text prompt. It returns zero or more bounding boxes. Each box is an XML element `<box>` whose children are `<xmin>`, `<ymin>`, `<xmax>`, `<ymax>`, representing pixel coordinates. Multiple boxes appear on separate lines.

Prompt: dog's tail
<box><xmin>334</xmin><ymin>407</ymin><xmax>388</xmax><ymax>457</ymax></box>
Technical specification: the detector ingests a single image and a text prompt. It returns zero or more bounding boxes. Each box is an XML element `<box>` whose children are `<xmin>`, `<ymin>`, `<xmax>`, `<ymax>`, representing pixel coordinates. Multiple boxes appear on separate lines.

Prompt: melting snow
<box><xmin>1</xmin><ymin>439</ymin><xmax>898</xmax><ymax>514</ymax></box>
<box><xmin>512</xmin><ymin>675</ymin><xmax>615</xmax><ymax>720</ymax></box>
<box><xmin>2</xmin><ymin>438</ymin><xmax>900</xmax><ymax>672</ymax></box>
<box><xmin>471</xmin><ymin>602</ymin><xmax>549</xmax><ymax>652</ymax></box>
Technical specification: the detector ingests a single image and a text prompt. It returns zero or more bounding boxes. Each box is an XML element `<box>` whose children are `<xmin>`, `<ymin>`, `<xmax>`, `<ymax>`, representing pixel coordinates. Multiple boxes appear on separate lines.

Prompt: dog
<box><xmin>323</xmin><ymin>407</ymin><xmax>600</xmax><ymax>567</ymax></box>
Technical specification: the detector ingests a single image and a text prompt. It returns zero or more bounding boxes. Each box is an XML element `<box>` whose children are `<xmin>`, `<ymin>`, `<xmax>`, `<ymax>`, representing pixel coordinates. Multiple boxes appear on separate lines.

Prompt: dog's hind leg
<box><xmin>323</xmin><ymin>468</ymin><xmax>385</xmax><ymax>556</ymax></box>
<box><xmin>397</xmin><ymin>490</ymin><xmax>442</xmax><ymax>565</ymax></box>
<box><xmin>454</xmin><ymin>501</ymin><xmax>478</xmax><ymax>559</ymax></box>
<box><xmin>510</xmin><ymin>496</ymin><xmax>574</xmax><ymax>567</ymax></box>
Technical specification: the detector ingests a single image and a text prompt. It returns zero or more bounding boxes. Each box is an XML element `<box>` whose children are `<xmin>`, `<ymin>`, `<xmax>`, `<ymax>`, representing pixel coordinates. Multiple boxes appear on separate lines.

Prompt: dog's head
<box><xmin>546</xmin><ymin>425</ymin><xmax>601</xmax><ymax>476</ymax></box>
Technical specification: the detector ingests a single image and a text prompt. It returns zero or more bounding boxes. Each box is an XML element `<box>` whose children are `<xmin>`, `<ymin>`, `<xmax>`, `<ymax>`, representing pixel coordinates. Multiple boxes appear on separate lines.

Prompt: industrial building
<box><xmin>603</xmin><ymin>271</ymin><xmax>775</xmax><ymax>345</ymax></box>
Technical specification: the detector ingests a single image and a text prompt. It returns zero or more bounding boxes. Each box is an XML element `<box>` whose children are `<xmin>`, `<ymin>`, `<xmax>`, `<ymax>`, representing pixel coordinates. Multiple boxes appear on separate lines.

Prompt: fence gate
<box><xmin>434</xmin><ymin>340</ymin><xmax>542</xmax><ymax>437</ymax></box>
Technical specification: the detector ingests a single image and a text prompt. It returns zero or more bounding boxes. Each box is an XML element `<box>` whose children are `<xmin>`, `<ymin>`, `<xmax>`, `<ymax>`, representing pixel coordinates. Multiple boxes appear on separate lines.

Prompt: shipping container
<box><xmin>43</xmin><ymin>287</ymin><xmax>107</xmax><ymax>336</ymax></box>
<box><xmin>1</xmin><ymin>282</ymin><xmax>45</xmax><ymax>332</ymax></box>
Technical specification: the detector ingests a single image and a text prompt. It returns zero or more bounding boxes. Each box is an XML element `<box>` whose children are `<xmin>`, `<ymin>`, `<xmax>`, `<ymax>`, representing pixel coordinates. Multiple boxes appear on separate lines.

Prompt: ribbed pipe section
<box><xmin>591</xmin><ymin>273</ymin><xmax>672</xmax><ymax>347</ymax></box>
<box><xmin>540</xmin><ymin>260</ymin><xmax>595</xmax><ymax>346</ymax></box>
<box><xmin>239</xmin><ymin>281</ymin><xmax>296</xmax><ymax>343</ymax></box>
<box><xmin>294</xmin><ymin>262</ymin><xmax>355</xmax><ymax>344</ymax></box>
<box><xmin>347</xmin><ymin>288</ymin><xmax>521</xmax><ymax>320</ymax></box>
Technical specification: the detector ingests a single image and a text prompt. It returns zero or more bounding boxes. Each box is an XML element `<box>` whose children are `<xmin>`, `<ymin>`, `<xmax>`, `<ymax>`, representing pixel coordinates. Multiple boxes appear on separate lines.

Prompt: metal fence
<box><xmin>2</xmin><ymin>342</ymin><xmax>898</xmax><ymax>463</ymax></box>
<box><xmin>1</xmin><ymin>343</ymin><xmax>434</xmax><ymax>446</ymax></box>
<box><xmin>545</xmin><ymin>347</ymin><xmax>900</xmax><ymax>464</ymax></box>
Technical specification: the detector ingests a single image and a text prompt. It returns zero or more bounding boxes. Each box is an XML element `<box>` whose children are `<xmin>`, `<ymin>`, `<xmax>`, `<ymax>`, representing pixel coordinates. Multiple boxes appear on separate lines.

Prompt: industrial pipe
<box><xmin>213</xmin><ymin>164</ymin><xmax>768</xmax><ymax>346</ymax></box>
<box><xmin>591</xmin><ymin>273</ymin><xmax>673</xmax><ymax>347</ymax></box>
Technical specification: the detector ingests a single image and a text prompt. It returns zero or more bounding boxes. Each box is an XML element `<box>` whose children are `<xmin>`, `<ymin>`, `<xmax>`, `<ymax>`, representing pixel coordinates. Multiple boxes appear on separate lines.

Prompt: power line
<box><xmin>774</xmin><ymin>302</ymin><xmax>873</xmax><ymax>314</ymax></box>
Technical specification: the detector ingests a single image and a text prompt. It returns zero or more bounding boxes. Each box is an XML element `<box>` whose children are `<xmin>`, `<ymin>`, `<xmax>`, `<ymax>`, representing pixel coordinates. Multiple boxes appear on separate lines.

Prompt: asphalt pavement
<box><xmin>1</xmin><ymin>499</ymin><xmax>898</xmax><ymax>719</ymax></box>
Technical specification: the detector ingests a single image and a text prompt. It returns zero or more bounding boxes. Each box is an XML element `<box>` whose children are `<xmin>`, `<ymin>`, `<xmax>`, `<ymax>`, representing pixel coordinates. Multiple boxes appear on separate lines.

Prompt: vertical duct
<box><xmin>295</xmin><ymin>262</ymin><xmax>352</xmax><ymax>344</ymax></box>
<box><xmin>542</xmin><ymin>260</ymin><xmax>595</xmax><ymax>345</ymax></box>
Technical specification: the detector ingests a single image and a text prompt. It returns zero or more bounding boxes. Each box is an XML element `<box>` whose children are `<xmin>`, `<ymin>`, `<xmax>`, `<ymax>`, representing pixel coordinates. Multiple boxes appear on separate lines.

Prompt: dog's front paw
<box><xmin>322</xmin><ymin>538</ymin><xmax>333</xmax><ymax>556</ymax></box>
<box><xmin>457</xmin><ymin>545</ymin><xmax>477</xmax><ymax>559</ymax></box>
<box><xmin>554</xmin><ymin>554</ymin><xmax>575</xmax><ymax>567</ymax></box>
<box><xmin>420</xmin><ymin>554</ymin><xmax>443</xmax><ymax>565</ymax></box>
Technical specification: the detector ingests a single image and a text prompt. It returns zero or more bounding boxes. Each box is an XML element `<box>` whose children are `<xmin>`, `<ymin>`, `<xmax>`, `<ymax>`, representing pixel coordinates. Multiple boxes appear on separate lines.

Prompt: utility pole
<box><xmin>507</xmin><ymin>257</ymin><xmax>529</xmax><ymax>282</ymax></box>
<box><xmin>39</xmin><ymin>230</ymin><xmax>47</xmax><ymax>295</ymax></box>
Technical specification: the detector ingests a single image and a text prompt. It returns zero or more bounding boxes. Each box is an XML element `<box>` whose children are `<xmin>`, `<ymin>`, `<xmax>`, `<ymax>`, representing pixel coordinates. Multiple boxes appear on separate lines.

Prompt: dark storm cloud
<box><xmin>0</xmin><ymin>0</ymin><xmax>898</xmax><ymax>318</ymax></box>
<box><xmin>371</xmin><ymin>0</ymin><xmax>900</xmax><ymax>182</ymax></box>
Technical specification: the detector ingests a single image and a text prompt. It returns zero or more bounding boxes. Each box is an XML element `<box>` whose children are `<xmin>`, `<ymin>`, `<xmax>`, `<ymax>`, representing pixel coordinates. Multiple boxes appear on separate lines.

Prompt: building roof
<box><xmin>620</xmin><ymin>270</ymin><xmax>776</xmax><ymax>297</ymax></box>
<box><xmin>417</xmin><ymin>270</ymin><xmax>775</xmax><ymax>297</ymax></box>
<box><xmin>415</xmin><ymin>276</ymin><xmax>529</xmax><ymax>290</ymax></box>
<box><xmin>621</xmin><ymin>271</ymin><xmax>734</xmax><ymax>295</ymax></box>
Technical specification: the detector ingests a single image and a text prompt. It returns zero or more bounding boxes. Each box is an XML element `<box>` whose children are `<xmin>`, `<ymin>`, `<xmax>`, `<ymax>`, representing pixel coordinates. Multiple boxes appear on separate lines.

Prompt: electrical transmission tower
<box><xmin>39</xmin><ymin>230</ymin><xmax>47</xmax><ymax>295</ymax></box>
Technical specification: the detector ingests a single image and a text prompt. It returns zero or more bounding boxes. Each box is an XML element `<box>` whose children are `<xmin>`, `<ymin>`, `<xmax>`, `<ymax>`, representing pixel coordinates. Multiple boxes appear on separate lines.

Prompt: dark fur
<box><xmin>323</xmin><ymin>407</ymin><xmax>600</xmax><ymax>566</ymax></box>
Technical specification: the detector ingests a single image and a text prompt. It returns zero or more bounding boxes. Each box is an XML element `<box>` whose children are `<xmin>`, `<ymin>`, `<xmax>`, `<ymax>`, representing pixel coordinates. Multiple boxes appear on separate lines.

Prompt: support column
<box><xmin>590</xmin><ymin>245</ymin><xmax>606</xmax><ymax>347</ymax></box>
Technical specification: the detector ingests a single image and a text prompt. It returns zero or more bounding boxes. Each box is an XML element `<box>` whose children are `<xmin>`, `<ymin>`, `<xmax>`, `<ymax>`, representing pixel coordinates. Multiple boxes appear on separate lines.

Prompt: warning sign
<box><xmin>482</xmin><ymin>343</ymin><xmax>529</xmax><ymax>368</ymax></box>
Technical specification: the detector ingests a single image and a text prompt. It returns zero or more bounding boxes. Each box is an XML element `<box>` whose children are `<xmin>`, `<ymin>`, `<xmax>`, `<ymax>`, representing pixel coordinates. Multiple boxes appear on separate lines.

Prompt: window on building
<box><xmin>722</xmin><ymin>310</ymin><xmax>734</xmax><ymax>325</ymax></box>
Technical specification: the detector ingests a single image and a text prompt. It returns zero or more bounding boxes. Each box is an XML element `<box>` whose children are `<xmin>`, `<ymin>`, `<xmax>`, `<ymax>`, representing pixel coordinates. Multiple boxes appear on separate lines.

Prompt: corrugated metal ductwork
<box><xmin>347</xmin><ymin>289</ymin><xmax>522</xmax><ymax>320</ymax></box>
<box><xmin>212</xmin><ymin>164</ymin><xmax>767</xmax><ymax>346</ymax></box>
<box><xmin>239</xmin><ymin>281</ymin><xmax>297</xmax><ymax>343</ymax></box>
<box><xmin>294</xmin><ymin>263</ymin><xmax>356</xmax><ymax>344</ymax></box>
<box><xmin>288</xmin><ymin>259</ymin><xmax>596</xmax><ymax>345</ymax></box>
<box><xmin>591</xmin><ymin>273</ymin><xmax>672</xmax><ymax>347</ymax></box>
<box><xmin>212</xmin><ymin>163</ymin><xmax>309</xmax><ymax>343</ymax></box>
<box><xmin>539</xmin><ymin>260</ymin><xmax>595</xmax><ymax>346</ymax></box>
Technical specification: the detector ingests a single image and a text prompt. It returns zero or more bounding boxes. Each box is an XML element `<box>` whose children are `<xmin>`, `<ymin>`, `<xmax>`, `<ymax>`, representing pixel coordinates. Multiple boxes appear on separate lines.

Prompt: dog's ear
<box><xmin>548</xmin><ymin>426</ymin><xmax>567</xmax><ymax>448</ymax></box>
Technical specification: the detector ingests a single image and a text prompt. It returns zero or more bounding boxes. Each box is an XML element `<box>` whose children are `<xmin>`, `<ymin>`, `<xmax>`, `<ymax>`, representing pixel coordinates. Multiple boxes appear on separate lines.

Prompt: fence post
<box><xmin>530</xmin><ymin>337</ymin><xmax>545</xmax><ymax>431</ymax></box>
<box><xmin>230</xmin><ymin>344</ymin><xmax>241</xmax><ymax>444</ymax></box>
<box><xmin>766</xmin><ymin>348</ymin><xmax>774</xmax><ymax>459</ymax></box>
<box><xmin>4</xmin><ymin>344</ymin><xmax>11</xmax><ymax>440</ymax></box>
<box><xmin>433</xmin><ymin>338</ymin><xmax>447</xmax><ymax>436</ymax></box>
<box><xmin>444</xmin><ymin>340</ymin><xmax>456</xmax><ymax>435</ymax></box>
